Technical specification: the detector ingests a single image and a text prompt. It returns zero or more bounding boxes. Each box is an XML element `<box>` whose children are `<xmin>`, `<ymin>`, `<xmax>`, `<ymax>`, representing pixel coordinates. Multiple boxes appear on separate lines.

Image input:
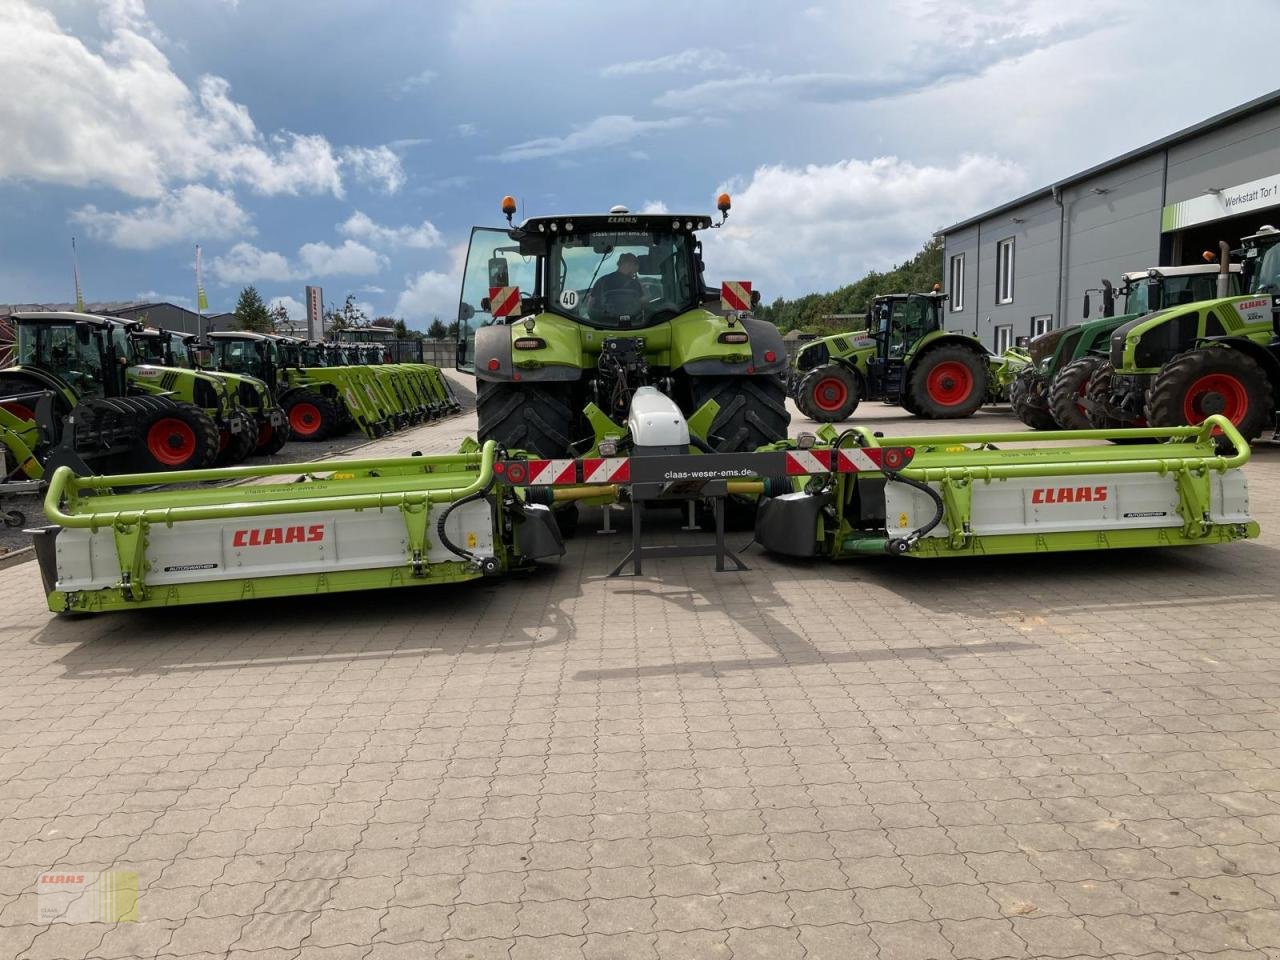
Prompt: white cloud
<box><xmin>340</xmin><ymin>145</ymin><xmax>405</xmax><ymax>194</ymax></box>
<box><xmin>394</xmin><ymin>270</ymin><xmax>457</xmax><ymax>323</ymax></box>
<box><xmin>268</xmin><ymin>294</ymin><xmax>304</xmax><ymax>320</ymax></box>
<box><xmin>705</xmin><ymin>154</ymin><xmax>1028</xmax><ymax>297</ymax></box>
<box><xmin>211</xmin><ymin>242</ymin><xmax>294</xmax><ymax>284</ymax></box>
<box><xmin>454</xmin><ymin>123</ymin><xmax>477</xmax><ymax>138</ymax></box>
<box><xmin>399</xmin><ymin>69</ymin><xmax>436</xmax><ymax>93</ymax></box>
<box><xmin>72</xmin><ymin>184</ymin><xmax>252</xmax><ymax>250</ymax></box>
<box><xmin>640</xmin><ymin>200</ymin><xmax>669</xmax><ymax>214</ymax></box>
<box><xmin>357</xmin><ymin>284</ymin><xmax>386</xmax><ymax>295</ymax></box>
<box><xmin>0</xmin><ymin>1</ymin><xmax>395</xmax><ymax>202</ymax></box>
<box><xmin>297</xmin><ymin>240</ymin><xmax>387</xmax><ymax>277</ymax></box>
<box><xmin>339</xmin><ymin>211</ymin><xmax>443</xmax><ymax>249</ymax></box>
<box><xmin>602</xmin><ymin>48</ymin><xmax>730</xmax><ymax>77</ymax></box>
<box><xmin>492</xmin><ymin>115</ymin><xmax>690</xmax><ymax>162</ymax></box>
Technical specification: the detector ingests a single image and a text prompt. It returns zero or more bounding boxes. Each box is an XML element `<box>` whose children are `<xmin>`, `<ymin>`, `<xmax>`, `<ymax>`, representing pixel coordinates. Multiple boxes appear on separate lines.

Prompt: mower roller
<box><xmin>31</xmin><ymin>393</ymin><xmax>1257</xmax><ymax>615</ymax></box>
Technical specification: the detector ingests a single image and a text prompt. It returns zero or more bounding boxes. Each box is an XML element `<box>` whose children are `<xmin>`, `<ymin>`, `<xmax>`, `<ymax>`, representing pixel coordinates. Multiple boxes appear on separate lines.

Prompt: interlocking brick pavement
<box><xmin>3</xmin><ymin>389</ymin><xmax>1280</xmax><ymax>959</ymax></box>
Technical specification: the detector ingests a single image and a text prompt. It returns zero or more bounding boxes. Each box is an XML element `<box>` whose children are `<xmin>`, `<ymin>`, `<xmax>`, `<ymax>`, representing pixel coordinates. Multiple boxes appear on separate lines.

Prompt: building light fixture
<box><xmin>1091</xmin><ymin>187</ymin><xmax>1110</xmax><ymax>195</ymax></box>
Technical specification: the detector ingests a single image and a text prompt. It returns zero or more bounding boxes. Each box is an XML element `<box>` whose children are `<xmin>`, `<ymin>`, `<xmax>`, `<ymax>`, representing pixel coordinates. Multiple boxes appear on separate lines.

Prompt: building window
<box><xmin>1031</xmin><ymin>315</ymin><xmax>1052</xmax><ymax>337</ymax></box>
<box><xmin>995</xmin><ymin>238</ymin><xmax>1015</xmax><ymax>304</ymax></box>
<box><xmin>949</xmin><ymin>254</ymin><xmax>965</xmax><ymax>311</ymax></box>
<box><xmin>994</xmin><ymin>324</ymin><xmax>1014</xmax><ymax>354</ymax></box>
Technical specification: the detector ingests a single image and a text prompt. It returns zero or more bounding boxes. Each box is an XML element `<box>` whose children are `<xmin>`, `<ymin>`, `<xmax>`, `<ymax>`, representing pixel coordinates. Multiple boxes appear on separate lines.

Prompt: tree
<box><xmin>756</xmin><ymin>237</ymin><xmax>944</xmax><ymax>334</ymax></box>
<box><xmin>426</xmin><ymin>317</ymin><xmax>448</xmax><ymax>340</ymax></box>
<box><xmin>269</xmin><ymin>303</ymin><xmax>291</xmax><ymax>331</ymax></box>
<box><xmin>234</xmin><ymin>285</ymin><xmax>273</xmax><ymax>333</ymax></box>
<box><xmin>324</xmin><ymin>294</ymin><xmax>368</xmax><ymax>338</ymax></box>
<box><xmin>393</xmin><ymin>318</ymin><xmax>409</xmax><ymax>338</ymax></box>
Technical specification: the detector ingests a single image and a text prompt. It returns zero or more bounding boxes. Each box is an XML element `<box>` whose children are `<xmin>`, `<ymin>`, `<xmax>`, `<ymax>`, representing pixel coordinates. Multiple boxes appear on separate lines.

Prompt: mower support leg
<box><xmin>608</xmin><ymin>489</ymin><xmax>749</xmax><ymax>578</ymax></box>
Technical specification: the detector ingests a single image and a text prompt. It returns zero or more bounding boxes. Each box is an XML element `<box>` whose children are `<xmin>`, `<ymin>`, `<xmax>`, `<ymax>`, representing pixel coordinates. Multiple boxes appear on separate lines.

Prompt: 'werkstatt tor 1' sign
<box><xmin>1163</xmin><ymin>172</ymin><xmax>1280</xmax><ymax>231</ymax></box>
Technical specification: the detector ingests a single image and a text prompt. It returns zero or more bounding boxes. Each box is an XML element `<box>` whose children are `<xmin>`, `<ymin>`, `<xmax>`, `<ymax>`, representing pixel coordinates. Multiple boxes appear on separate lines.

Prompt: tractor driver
<box><xmin>589</xmin><ymin>252</ymin><xmax>644</xmax><ymax>318</ymax></box>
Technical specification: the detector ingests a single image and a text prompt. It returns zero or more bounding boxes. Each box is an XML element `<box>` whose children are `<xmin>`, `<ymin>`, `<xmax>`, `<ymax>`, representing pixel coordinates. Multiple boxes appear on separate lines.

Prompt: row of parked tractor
<box><xmin>788</xmin><ymin>225</ymin><xmax>1280</xmax><ymax>442</ymax></box>
<box><xmin>0</xmin><ymin>313</ymin><xmax>461</xmax><ymax>482</ymax></box>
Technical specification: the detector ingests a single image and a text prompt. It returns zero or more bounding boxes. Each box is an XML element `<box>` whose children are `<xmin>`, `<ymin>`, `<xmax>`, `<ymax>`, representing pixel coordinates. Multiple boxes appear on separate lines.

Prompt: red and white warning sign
<box><xmin>837</xmin><ymin>448</ymin><xmax>885</xmax><ymax>472</ymax></box>
<box><xmin>489</xmin><ymin>286</ymin><xmax>521</xmax><ymax>318</ymax></box>
<box><xmin>784</xmin><ymin>450</ymin><xmax>832</xmax><ymax>475</ymax></box>
<box><xmin>521</xmin><ymin>458</ymin><xmax>577</xmax><ymax>485</ymax></box>
<box><xmin>720</xmin><ymin>280</ymin><xmax>752</xmax><ymax>313</ymax></box>
<box><xmin>581</xmin><ymin>457</ymin><xmax>631</xmax><ymax>484</ymax></box>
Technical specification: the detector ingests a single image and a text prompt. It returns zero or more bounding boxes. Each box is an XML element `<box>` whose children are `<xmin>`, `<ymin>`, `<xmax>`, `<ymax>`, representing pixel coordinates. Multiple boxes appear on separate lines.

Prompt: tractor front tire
<box><xmin>477</xmin><ymin>380</ymin><xmax>577</xmax><ymax>459</ymax></box>
<box><xmin>1048</xmin><ymin>357</ymin><xmax>1106</xmax><ymax>431</ymax></box>
<box><xmin>216</xmin><ymin>409</ymin><xmax>259</xmax><ymax>465</ymax></box>
<box><xmin>690</xmin><ymin>375</ymin><xmax>790</xmax><ymax>452</ymax></box>
<box><xmin>907</xmin><ymin>345</ymin><xmax>988</xmax><ymax>419</ymax></box>
<box><xmin>133</xmin><ymin>401</ymin><xmax>220</xmax><ymax>472</ymax></box>
<box><xmin>284</xmin><ymin>392</ymin><xmax>340</xmax><ymax>442</ymax></box>
<box><xmin>1009</xmin><ymin>365</ymin><xmax>1057</xmax><ymax>430</ymax></box>
<box><xmin>1147</xmin><ymin>348</ymin><xmax>1272</xmax><ymax>441</ymax></box>
<box><xmin>255</xmin><ymin>417</ymin><xmax>291</xmax><ymax>455</ymax></box>
<box><xmin>795</xmin><ymin>365</ymin><xmax>859</xmax><ymax>423</ymax></box>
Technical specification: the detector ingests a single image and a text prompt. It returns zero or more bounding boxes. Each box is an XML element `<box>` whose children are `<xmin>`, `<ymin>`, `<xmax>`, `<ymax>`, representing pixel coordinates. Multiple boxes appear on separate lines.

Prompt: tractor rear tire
<box><xmin>284</xmin><ymin>392</ymin><xmax>340</xmax><ymax>442</ymax></box>
<box><xmin>690</xmin><ymin>375</ymin><xmax>790</xmax><ymax>452</ymax></box>
<box><xmin>1048</xmin><ymin>357</ymin><xmax>1106</xmax><ymax>431</ymax></box>
<box><xmin>133</xmin><ymin>401</ymin><xmax>220</xmax><ymax>472</ymax></box>
<box><xmin>796</xmin><ymin>365</ymin><xmax>859</xmax><ymax>423</ymax></box>
<box><xmin>1147</xmin><ymin>347</ymin><xmax>1273</xmax><ymax>442</ymax></box>
<box><xmin>217</xmin><ymin>409</ymin><xmax>259</xmax><ymax>465</ymax></box>
<box><xmin>477</xmin><ymin>381</ymin><xmax>577</xmax><ymax>459</ymax></box>
<box><xmin>906</xmin><ymin>345</ymin><xmax>987</xmax><ymax>419</ymax></box>
<box><xmin>1009</xmin><ymin>365</ymin><xmax>1057</xmax><ymax>430</ymax></box>
<box><xmin>1083</xmin><ymin>362</ymin><xmax>1150</xmax><ymax>442</ymax></box>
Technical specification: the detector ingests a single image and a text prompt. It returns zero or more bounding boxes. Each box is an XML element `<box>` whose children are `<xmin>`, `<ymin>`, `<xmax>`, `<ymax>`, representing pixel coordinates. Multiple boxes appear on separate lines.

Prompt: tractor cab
<box><xmin>456</xmin><ymin>205</ymin><xmax>718</xmax><ymax>372</ymax></box>
<box><xmin>207</xmin><ymin>331</ymin><xmax>288</xmax><ymax>387</ymax></box>
<box><xmin>865</xmin><ymin>291</ymin><xmax>949</xmax><ymax>394</ymax></box>
<box><xmin>131</xmin><ymin>327</ymin><xmax>197</xmax><ymax>368</ymax></box>
<box><xmin>10</xmin><ymin>312</ymin><xmax>135</xmax><ymax>399</ymax></box>
<box><xmin>1241</xmin><ymin>225</ymin><xmax>1280</xmax><ymax>326</ymax></box>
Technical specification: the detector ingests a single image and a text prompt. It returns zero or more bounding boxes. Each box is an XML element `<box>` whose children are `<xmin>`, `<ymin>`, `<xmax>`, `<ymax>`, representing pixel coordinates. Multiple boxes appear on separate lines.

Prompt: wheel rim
<box><xmin>810</xmin><ymin>376</ymin><xmax>848</xmax><ymax>412</ymax></box>
<box><xmin>218</xmin><ymin>429</ymin><xmax>230</xmax><ymax>453</ymax></box>
<box><xmin>256</xmin><ymin>423</ymin><xmax>274</xmax><ymax>450</ymax></box>
<box><xmin>289</xmin><ymin>402</ymin><xmax>322</xmax><ymax>436</ymax></box>
<box><xmin>147</xmin><ymin>418</ymin><xmax>198</xmax><ymax>466</ymax></box>
<box><xmin>925</xmin><ymin>361</ymin><xmax>974</xmax><ymax>406</ymax></box>
<box><xmin>1074</xmin><ymin>377</ymin><xmax>1090</xmax><ymax>416</ymax></box>
<box><xmin>1182</xmin><ymin>373</ymin><xmax>1249</xmax><ymax>425</ymax></box>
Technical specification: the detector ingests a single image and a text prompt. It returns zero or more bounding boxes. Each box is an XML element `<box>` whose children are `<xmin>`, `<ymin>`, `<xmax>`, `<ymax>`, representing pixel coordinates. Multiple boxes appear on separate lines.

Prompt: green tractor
<box><xmin>792</xmin><ymin>290</ymin><xmax>1008</xmax><ymax>422</ymax></box>
<box><xmin>0</xmin><ymin>312</ymin><xmax>220</xmax><ymax>478</ymax></box>
<box><xmin>456</xmin><ymin>196</ymin><xmax>789</xmax><ymax>459</ymax></box>
<box><xmin>1092</xmin><ymin>226</ymin><xmax>1280</xmax><ymax>440</ymax></box>
<box><xmin>129</xmin><ymin>326</ymin><xmax>289</xmax><ymax>462</ymax></box>
<box><xmin>1011</xmin><ymin>263</ymin><xmax>1242</xmax><ymax>430</ymax></box>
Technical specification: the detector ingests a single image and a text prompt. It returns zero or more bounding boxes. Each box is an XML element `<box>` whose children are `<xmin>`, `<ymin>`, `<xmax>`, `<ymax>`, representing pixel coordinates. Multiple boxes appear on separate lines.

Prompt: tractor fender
<box><xmin>1196</xmin><ymin>335</ymin><xmax>1280</xmax><ymax>389</ymax></box>
<box><xmin>681</xmin><ymin>317</ymin><xmax>789</xmax><ymax>376</ymax></box>
<box><xmin>474</xmin><ymin>321</ymin><xmax>580</xmax><ymax>383</ymax></box>
<box><xmin>0</xmin><ymin>366</ymin><xmax>78</xmax><ymax>408</ymax></box>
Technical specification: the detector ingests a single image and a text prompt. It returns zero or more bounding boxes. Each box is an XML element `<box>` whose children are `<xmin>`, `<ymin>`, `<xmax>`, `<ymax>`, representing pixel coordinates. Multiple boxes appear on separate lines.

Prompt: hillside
<box><xmin>757</xmin><ymin>237</ymin><xmax>943</xmax><ymax>334</ymax></box>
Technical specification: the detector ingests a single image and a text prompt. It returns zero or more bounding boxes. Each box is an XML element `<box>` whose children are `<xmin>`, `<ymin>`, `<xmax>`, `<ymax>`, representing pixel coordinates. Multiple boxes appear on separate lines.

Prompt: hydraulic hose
<box><xmin>882</xmin><ymin>470</ymin><xmax>945</xmax><ymax>555</ymax></box>
<box><xmin>435</xmin><ymin>445</ymin><xmax>504</xmax><ymax>572</ymax></box>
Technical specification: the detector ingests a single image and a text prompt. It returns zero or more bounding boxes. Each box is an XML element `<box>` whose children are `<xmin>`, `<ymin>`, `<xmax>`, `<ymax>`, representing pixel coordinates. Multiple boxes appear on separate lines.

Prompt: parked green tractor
<box><xmin>1</xmin><ymin>312</ymin><xmax>220</xmax><ymax>478</ymax></box>
<box><xmin>456</xmin><ymin>195</ymin><xmax>790</xmax><ymax>459</ymax></box>
<box><xmin>792</xmin><ymin>290</ymin><xmax>1020</xmax><ymax>422</ymax></box>
<box><xmin>1011</xmin><ymin>263</ymin><xmax>1242</xmax><ymax>430</ymax></box>
<box><xmin>129</xmin><ymin>326</ymin><xmax>289</xmax><ymax>462</ymax></box>
<box><xmin>1092</xmin><ymin>227</ymin><xmax>1280</xmax><ymax>440</ymax></box>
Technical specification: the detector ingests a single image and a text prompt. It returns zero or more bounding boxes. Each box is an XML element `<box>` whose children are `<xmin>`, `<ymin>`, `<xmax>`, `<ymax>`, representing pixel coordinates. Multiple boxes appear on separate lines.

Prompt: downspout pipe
<box><xmin>1052</xmin><ymin>183</ymin><xmax>1065</xmax><ymax>329</ymax></box>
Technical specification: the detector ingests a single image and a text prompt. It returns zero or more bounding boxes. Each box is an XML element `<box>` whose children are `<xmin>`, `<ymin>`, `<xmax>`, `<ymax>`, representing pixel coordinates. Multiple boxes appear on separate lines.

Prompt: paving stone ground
<box><xmin>3</xmin><ymin>384</ymin><xmax>1280</xmax><ymax>960</ymax></box>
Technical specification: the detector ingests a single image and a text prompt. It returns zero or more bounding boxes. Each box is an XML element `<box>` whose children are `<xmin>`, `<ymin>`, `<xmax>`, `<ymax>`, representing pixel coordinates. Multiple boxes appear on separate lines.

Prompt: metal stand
<box><xmin>608</xmin><ymin>492</ymin><xmax>749</xmax><ymax>577</ymax></box>
<box><xmin>680</xmin><ymin>501</ymin><xmax>699</xmax><ymax>531</ymax></box>
<box><xmin>596</xmin><ymin>504</ymin><xmax>619</xmax><ymax>535</ymax></box>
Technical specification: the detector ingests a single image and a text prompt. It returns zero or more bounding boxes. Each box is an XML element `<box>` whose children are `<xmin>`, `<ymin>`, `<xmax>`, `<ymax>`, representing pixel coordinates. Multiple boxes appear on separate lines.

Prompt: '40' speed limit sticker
<box><xmin>559</xmin><ymin>290</ymin><xmax>579</xmax><ymax>309</ymax></box>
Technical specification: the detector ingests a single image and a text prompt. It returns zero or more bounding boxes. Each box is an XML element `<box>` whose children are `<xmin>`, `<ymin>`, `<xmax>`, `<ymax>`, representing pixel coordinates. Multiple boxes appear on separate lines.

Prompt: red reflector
<box><xmin>513</xmin><ymin>372</ymin><xmax>521</xmax><ymax>381</ymax></box>
<box><xmin>487</xmin><ymin>358</ymin><xmax>500</xmax><ymax>371</ymax></box>
<box><xmin>513</xmin><ymin>337</ymin><xmax>545</xmax><ymax>350</ymax></box>
<box><xmin>494</xmin><ymin>462</ymin><xmax>506</xmax><ymax>474</ymax></box>
<box><xmin>764</xmin><ymin>350</ymin><xmax>776</xmax><ymax>363</ymax></box>
<box><xmin>747</xmin><ymin>365</ymin><xmax>755</xmax><ymax>374</ymax></box>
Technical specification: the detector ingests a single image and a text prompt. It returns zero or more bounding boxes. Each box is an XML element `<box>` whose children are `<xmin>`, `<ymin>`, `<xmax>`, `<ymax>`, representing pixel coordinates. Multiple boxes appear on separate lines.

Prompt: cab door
<box><xmin>456</xmin><ymin>227</ymin><xmax>536</xmax><ymax>373</ymax></box>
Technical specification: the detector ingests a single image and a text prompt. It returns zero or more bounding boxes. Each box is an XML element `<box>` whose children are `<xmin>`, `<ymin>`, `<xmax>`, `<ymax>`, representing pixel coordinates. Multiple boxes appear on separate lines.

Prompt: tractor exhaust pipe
<box><xmin>1218</xmin><ymin>240</ymin><xmax>1232</xmax><ymax>298</ymax></box>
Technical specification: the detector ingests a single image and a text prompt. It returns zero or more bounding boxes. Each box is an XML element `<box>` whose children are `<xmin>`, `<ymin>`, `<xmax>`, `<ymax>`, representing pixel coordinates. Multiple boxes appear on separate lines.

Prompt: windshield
<box><xmin>134</xmin><ymin>335</ymin><xmax>167</xmax><ymax>365</ymax></box>
<box><xmin>1253</xmin><ymin>242</ymin><xmax>1280</xmax><ymax>293</ymax></box>
<box><xmin>17</xmin><ymin>322</ymin><xmax>105</xmax><ymax>395</ymax></box>
<box><xmin>1125</xmin><ymin>272</ymin><xmax>1237</xmax><ymax>313</ymax></box>
<box><xmin>548</xmin><ymin>229</ymin><xmax>696</xmax><ymax>329</ymax></box>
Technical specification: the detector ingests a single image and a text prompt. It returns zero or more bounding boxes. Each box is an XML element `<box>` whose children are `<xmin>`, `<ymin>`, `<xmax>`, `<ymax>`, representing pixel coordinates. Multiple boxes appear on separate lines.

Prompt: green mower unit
<box><xmin>1094</xmin><ymin>228</ymin><xmax>1280</xmax><ymax>440</ymax></box>
<box><xmin>31</xmin><ymin>408</ymin><xmax>1257</xmax><ymax>615</ymax></box>
<box><xmin>1012</xmin><ymin>263</ymin><xmax>1243</xmax><ymax>431</ymax></box>
<box><xmin>0</xmin><ymin>312</ymin><xmax>222</xmax><ymax>479</ymax></box>
<box><xmin>792</xmin><ymin>291</ymin><xmax>1018</xmax><ymax>422</ymax></box>
<box><xmin>457</xmin><ymin>195</ymin><xmax>790</xmax><ymax>460</ymax></box>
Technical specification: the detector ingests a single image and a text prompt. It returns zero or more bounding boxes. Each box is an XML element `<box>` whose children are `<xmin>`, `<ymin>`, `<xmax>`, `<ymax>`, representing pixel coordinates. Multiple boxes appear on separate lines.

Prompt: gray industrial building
<box><xmin>938</xmin><ymin>89</ymin><xmax>1280</xmax><ymax>352</ymax></box>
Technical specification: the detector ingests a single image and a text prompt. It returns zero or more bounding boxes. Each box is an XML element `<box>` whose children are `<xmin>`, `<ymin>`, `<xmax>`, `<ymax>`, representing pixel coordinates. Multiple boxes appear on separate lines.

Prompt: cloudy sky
<box><xmin>2</xmin><ymin>0</ymin><xmax>1277</xmax><ymax>328</ymax></box>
